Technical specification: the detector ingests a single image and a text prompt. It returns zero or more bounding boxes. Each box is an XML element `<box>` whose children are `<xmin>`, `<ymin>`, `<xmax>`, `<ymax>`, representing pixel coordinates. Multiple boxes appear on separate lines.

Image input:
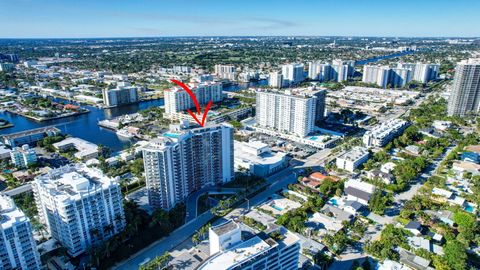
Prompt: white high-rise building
<box><xmin>448</xmin><ymin>59</ymin><xmax>480</xmax><ymax>116</ymax></box>
<box><xmin>362</xmin><ymin>65</ymin><xmax>390</xmax><ymax>87</ymax></box>
<box><xmin>199</xmin><ymin>220</ymin><xmax>300</xmax><ymax>270</ymax></box>
<box><xmin>362</xmin><ymin>65</ymin><xmax>379</xmax><ymax>84</ymax></box>
<box><xmin>164</xmin><ymin>82</ymin><xmax>223</xmax><ymax>116</ymax></box>
<box><xmin>308</xmin><ymin>61</ymin><xmax>333</xmax><ymax>81</ymax></box>
<box><xmin>268</xmin><ymin>72</ymin><xmax>283</xmax><ymax>88</ymax></box>
<box><xmin>390</xmin><ymin>68</ymin><xmax>412</xmax><ymax>88</ymax></box>
<box><xmin>397</xmin><ymin>63</ymin><xmax>440</xmax><ymax>83</ymax></box>
<box><xmin>256</xmin><ymin>89</ymin><xmax>325</xmax><ymax>137</ymax></box>
<box><xmin>10</xmin><ymin>144</ymin><xmax>37</xmax><ymax>168</ymax></box>
<box><xmin>332</xmin><ymin>59</ymin><xmax>354</xmax><ymax>82</ymax></box>
<box><xmin>376</xmin><ymin>66</ymin><xmax>391</xmax><ymax>88</ymax></box>
<box><xmin>0</xmin><ymin>194</ymin><xmax>42</xmax><ymax>270</ymax></box>
<box><xmin>33</xmin><ymin>164</ymin><xmax>126</xmax><ymax>257</ymax></box>
<box><xmin>281</xmin><ymin>64</ymin><xmax>304</xmax><ymax>85</ymax></box>
<box><xmin>102</xmin><ymin>86</ymin><xmax>138</xmax><ymax>107</ymax></box>
<box><xmin>141</xmin><ymin>124</ymin><xmax>234</xmax><ymax>210</ymax></box>
<box><xmin>362</xmin><ymin>65</ymin><xmax>412</xmax><ymax>88</ymax></box>
<box><xmin>214</xmin><ymin>65</ymin><xmax>236</xmax><ymax>80</ymax></box>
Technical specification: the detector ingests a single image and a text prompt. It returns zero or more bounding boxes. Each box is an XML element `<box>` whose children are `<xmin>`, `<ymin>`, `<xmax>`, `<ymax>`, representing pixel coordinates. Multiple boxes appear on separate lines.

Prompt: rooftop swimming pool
<box><xmin>164</xmin><ymin>133</ymin><xmax>180</xmax><ymax>138</ymax></box>
<box><xmin>271</xmin><ymin>204</ymin><xmax>284</xmax><ymax>211</ymax></box>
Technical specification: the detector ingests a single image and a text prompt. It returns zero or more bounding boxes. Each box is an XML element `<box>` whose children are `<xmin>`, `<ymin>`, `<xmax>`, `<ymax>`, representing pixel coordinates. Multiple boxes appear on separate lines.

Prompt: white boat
<box><xmin>116</xmin><ymin>128</ymin><xmax>134</xmax><ymax>139</ymax></box>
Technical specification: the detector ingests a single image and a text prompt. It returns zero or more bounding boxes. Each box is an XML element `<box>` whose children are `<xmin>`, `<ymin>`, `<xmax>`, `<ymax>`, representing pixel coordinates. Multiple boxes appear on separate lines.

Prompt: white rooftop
<box><xmin>234</xmin><ymin>141</ymin><xmax>286</xmax><ymax>166</ymax></box>
<box><xmin>345</xmin><ymin>179</ymin><xmax>376</xmax><ymax>194</ymax></box>
<box><xmin>199</xmin><ymin>236</ymin><xmax>271</xmax><ymax>270</ymax></box>
<box><xmin>337</xmin><ymin>146</ymin><xmax>369</xmax><ymax>162</ymax></box>
<box><xmin>0</xmin><ymin>194</ymin><xmax>28</xmax><ymax>229</ymax></box>
<box><xmin>34</xmin><ymin>164</ymin><xmax>118</xmax><ymax>201</ymax></box>
<box><xmin>52</xmin><ymin>137</ymin><xmax>98</xmax><ymax>160</ymax></box>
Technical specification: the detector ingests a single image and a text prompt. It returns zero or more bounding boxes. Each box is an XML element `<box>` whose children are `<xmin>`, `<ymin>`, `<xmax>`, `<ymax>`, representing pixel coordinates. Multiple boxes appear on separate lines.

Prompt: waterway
<box><xmin>0</xmin><ymin>51</ymin><xmax>414</xmax><ymax>152</ymax></box>
<box><xmin>223</xmin><ymin>79</ymin><xmax>268</xmax><ymax>91</ymax></box>
<box><xmin>0</xmin><ymin>99</ymin><xmax>164</xmax><ymax>152</ymax></box>
<box><xmin>354</xmin><ymin>50</ymin><xmax>416</xmax><ymax>65</ymax></box>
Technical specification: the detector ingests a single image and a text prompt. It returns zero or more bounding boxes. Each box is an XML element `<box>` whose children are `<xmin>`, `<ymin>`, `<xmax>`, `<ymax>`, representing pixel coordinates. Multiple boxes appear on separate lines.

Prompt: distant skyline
<box><xmin>1</xmin><ymin>0</ymin><xmax>480</xmax><ymax>38</ymax></box>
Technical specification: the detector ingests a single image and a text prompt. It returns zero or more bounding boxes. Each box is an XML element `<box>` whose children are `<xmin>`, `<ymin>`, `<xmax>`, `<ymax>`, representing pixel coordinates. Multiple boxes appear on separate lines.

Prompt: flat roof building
<box><xmin>199</xmin><ymin>220</ymin><xmax>300</xmax><ymax>270</ymax></box>
<box><xmin>33</xmin><ymin>164</ymin><xmax>125</xmax><ymax>257</ymax></box>
<box><xmin>234</xmin><ymin>141</ymin><xmax>287</xmax><ymax>177</ymax></box>
<box><xmin>336</xmin><ymin>147</ymin><xmax>370</xmax><ymax>173</ymax></box>
<box><xmin>363</xmin><ymin>119</ymin><xmax>409</xmax><ymax>148</ymax></box>
<box><xmin>256</xmin><ymin>89</ymin><xmax>326</xmax><ymax>137</ymax></box>
<box><xmin>0</xmin><ymin>194</ymin><xmax>42</xmax><ymax>270</ymax></box>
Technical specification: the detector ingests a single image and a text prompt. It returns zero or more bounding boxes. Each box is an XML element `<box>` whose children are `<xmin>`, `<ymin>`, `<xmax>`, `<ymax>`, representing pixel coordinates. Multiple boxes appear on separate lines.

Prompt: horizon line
<box><xmin>0</xmin><ymin>35</ymin><xmax>479</xmax><ymax>40</ymax></box>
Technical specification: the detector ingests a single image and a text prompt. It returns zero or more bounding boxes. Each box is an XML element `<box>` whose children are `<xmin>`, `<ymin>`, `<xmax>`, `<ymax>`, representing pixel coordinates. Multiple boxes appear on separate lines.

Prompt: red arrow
<box><xmin>170</xmin><ymin>79</ymin><xmax>212</xmax><ymax>127</ymax></box>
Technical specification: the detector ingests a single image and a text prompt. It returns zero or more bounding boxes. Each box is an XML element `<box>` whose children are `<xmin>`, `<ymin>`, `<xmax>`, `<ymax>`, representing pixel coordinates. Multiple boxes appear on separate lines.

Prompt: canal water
<box><xmin>354</xmin><ymin>50</ymin><xmax>416</xmax><ymax>65</ymax></box>
<box><xmin>0</xmin><ymin>99</ymin><xmax>164</xmax><ymax>152</ymax></box>
<box><xmin>223</xmin><ymin>79</ymin><xmax>268</xmax><ymax>91</ymax></box>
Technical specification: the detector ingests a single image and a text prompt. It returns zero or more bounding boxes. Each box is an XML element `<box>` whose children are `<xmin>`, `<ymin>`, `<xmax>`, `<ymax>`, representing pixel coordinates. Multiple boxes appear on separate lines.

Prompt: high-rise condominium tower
<box><xmin>281</xmin><ymin>64</ymin><xmax>304</xmax><ymax>85</ymax></box>
<box><xmin>141</xmin><ymin>124</ymin><xmax>234</xmax><ymax>210</ymax></box>
<box><xmin>164</xmin><ymin>82</ymin><xmax>223</xmax><ymax>115</ymax></box>
<box><xmin>448</xmin><ymin>59</ymin><xmax>480</xmax><ymax>116</ymax></box>
<box><xmin>33</xmin><ymin>164</ymin><xmax>126</xmax><ymax>257</ymax></box>
<box><xmin>0</xmin><ymin>194</ymin><xmax>42</xmax><ymax>270</ymax></box>
<box><xmin>256</xmin><ymin>89</ymin><xmax>325</xmax><ymax>137</ymax></box>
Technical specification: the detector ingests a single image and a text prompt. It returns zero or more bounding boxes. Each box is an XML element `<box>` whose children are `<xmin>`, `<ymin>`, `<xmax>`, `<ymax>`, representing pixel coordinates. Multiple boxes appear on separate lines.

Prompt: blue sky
<box><xmin>1</xmin><ymin>0</ymin><xmax>479</xmax><ymax>38</ymax></box>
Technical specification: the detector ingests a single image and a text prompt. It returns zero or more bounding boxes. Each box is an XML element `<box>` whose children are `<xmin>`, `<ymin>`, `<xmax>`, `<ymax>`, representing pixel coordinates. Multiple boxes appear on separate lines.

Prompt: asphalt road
<box><xmin>114</xmin><ymin>166</ymin><xmax>298</xmax><ymax>270</ymax></box>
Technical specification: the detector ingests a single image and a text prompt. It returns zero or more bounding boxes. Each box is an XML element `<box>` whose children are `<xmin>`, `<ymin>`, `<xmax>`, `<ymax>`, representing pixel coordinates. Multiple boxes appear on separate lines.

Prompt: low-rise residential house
<box><xmin>425</xmin><ymin>210</ymin><xmax>454</xmax><ymax>226</ymax></box>
<box><xmin>398</xmin><ymin>248</ymin><xmax>432</xmax><ymax>270</ymax></box>
<box><xmin>462</xmin><ymin>145</ymin><xmax>480</xmax><ymax>164</ymax></box>
<box><xmin>432</xmin><ymin>187</ymin><xmax>453</xmax><ymax>200</ymax></box>
<box><xmin>432</xmin><ymin>120</ymin><xmax>452</xmax><ymax>131</ymax></box>
<box><xmin>377</xmin><ymin>260</ymin><xmax>411</xmax><ymax>270</ymax></box>
<box><xmin>320</xmin><ymin>204</ymin><xmax>354</xmax><ymax>223</ymax></box>
<box><xmin>427</xmin><ymin>231</ymin><xmax>444</xmax><ymax>244</ymax></box>
<box><xmin>306</xmin><ymin>212</ymin><xmax>344</xmax><ymax>235</ymax></box>
<box><xmin>461</xmin><ymin>151</ymin><xmax>480</xmax><ymax>164</ymax></box>
<box><xmin>301</xmin><ymin>172</ymin><xmax>338</xmax><ymax>189</ymax></box>
<box><xmin>451</xmin><ymin>196</ymin><xmax>466</xmax><ymax>207</ymax></box>
<box><xmin>301</xmin><ymin>177</ymin><xmax>321</xmax><ymax>189</ymax></box>
<box><xmin>419</xmin><ymin>127</ymin><xmax>443</xmax><ymax>139</ymax></box>
<box><xmin>344</xmin><ymin>179</ymin><xmax>375</xmax><ymax>205</ymax></box>
<box><xmin>381</xmin><ymin>162</ymin><xmax>396</xmax><ymax>174</ymax></box>
<box><xmin>366</xmin><ymin>170</ymin><xmax>394</xmax><ymax>184</ymax></box>
<box><xmin>404</xmin><ymin>221</ymin><xmax>423</xmax><ymax>236</ymax></box>
<box><xmin>452</xmin><ymin>160</ymin><xmax>480</xmax><ymax>176</ymax></box>
<box><xmin>408</xmin><ymin>236</ymin><xmax>444</xmax><ymax>255</ymax></box>
<box><xmin>404</xmin><ymin>145</ymin><xmax>421</xmax><ymax>156</ymax></box>
<box><xmin>343</xmin><ymin>200</ymin><xmax>364</xmax><ymax>215</ymax></box>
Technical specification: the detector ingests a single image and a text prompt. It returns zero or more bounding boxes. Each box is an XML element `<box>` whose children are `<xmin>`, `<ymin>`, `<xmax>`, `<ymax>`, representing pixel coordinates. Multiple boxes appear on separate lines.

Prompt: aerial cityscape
<box><xmin>1</xmin><ymin>1</ymin><xmax>480</xmax><ymax>270</ymax></box>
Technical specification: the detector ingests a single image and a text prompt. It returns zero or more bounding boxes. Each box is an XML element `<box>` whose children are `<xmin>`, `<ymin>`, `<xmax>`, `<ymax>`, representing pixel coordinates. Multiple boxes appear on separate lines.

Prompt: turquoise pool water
<box><xmin>329</xmin><ymin>198</ymin><xmax>338</xmax><ymax>206</ymax></box>
<box><xmin>164</xmin><ymin>133</ymin><xmax>180</xmax><ymax>138</ymax></box>
<box><xmin>465</xmin><ymin>204</ymin><xmax>475</xmax><ymax>213</ymax></box>
<box><xmin>271</xmin><ymin>205</ymin><xmax>284</xmax><ymax>211</ymax></box>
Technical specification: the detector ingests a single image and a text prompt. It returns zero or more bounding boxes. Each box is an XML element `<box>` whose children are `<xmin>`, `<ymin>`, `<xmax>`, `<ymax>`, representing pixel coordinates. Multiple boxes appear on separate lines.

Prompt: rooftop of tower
<box><xmin>257</xmin><ymin>87</ymin><xmax>326</xmax><ymax>98</ymax></box>
<box><xmin>34</xmin><ymin>164</ymin><xmax>118</xmax><ymax>201</ymax></box>
<box><xmin>0</xmin><ymin>194</ymin><xmax>28</xmax><ymax>229</ymax></box>
<box><xmin>459</xmin><ymin>58</ymin><xmax>480</xmax><ymax>65</ymax></box>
